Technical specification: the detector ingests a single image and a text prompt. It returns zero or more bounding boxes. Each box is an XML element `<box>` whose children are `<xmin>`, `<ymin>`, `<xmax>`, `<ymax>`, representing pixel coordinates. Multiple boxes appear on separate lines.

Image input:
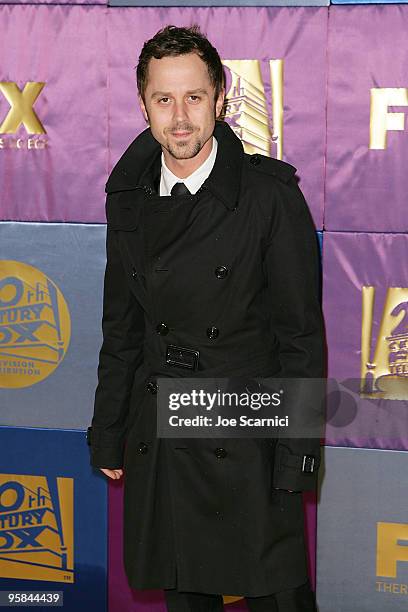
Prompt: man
<box><xmin>87</xmin><ymin>25</ymin><xmax>324</xmax><ymax>612</ymax></box>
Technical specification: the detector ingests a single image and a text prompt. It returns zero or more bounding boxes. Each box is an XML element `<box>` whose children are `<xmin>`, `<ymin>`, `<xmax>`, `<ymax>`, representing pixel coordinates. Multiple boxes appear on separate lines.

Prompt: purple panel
<box><xmin>108</xmin><ymin>480</ymin><xmax>166</xmax><ymax>612</ymax></box>
<box><xmin>322</xmin><ymin>232</ymin><xmax>408</xmax><ymax>450</ymax></box>
<box><xmin>0</xmin><ymin>0</ymin><xmax>105</xmax><ymax>5</ymax></box>
<box><xmin>108</xmin><ymin>480</ymin><xmax>317</xmax><ymax>610</ymax></box>
<box><xmin>0</xmin><ymin>5</ymin><xmax>107</xmax><ymax>223</ymax></box>
<box><xmin>107</xmin><ymin>7</ymin><xmax>327</xmax><ymax>229</ymax></box>
<box><xmin>325</xmin><ymin>6</ymin><xmax>408</xmax><ymax>232</ymax></box>
<box><xmin>303</xmin><ymin>491</ymin><xmax>317</xmax><ymax>590</ymax></box>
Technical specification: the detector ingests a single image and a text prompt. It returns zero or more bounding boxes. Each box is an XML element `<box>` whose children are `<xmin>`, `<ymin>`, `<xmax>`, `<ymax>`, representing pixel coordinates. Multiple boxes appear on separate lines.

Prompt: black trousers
<box><xmin>164</xmin><ymin>580</ymin><xmax>317</xmax><ymax>612</ymax></box>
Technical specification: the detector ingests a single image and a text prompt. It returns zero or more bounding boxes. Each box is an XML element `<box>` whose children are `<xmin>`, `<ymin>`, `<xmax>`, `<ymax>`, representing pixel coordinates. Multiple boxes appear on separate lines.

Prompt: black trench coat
<box><xmin>87</xmin><ymin>120</ymin><xmax>325</xmax><ymax>597</ymax></box>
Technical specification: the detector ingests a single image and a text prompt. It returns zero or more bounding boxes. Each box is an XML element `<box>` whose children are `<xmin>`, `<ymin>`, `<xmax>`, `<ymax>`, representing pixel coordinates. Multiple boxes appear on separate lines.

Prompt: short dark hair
<box><xmin>136</xmin><ymin>25</ymin><xmax>225</xmax><ymax>103</ymax></box>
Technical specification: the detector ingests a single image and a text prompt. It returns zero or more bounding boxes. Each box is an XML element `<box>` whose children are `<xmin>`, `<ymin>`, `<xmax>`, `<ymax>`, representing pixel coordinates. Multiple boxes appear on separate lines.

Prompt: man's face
<box><xmin>139</xmin><ymin>53</ymin><xmax>225</xmax><ymax>162</ymax></box>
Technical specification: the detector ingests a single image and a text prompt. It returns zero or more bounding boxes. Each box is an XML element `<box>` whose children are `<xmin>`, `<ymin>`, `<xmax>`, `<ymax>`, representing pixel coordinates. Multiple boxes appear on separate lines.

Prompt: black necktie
<box><xmin>170</xmin><ymin>182</ymin><xmax>190</xmax><ymax>196</ymax></box>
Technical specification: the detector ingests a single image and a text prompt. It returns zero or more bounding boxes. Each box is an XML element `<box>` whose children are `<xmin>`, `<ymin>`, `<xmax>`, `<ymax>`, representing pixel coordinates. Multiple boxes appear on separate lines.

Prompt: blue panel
<box><xmin>0</xmin><ymin>427</ymin><xmax>107</xmax><ymax>611</ymax></box>
<box><xmin>0</xmin><ymin>223</ymin><xmax>106</xmax><ymax>430</ymax></box>
<box><xmin>316</xmin><ymin>446</ymin><xmax>408</xmax><ymax>612</ymax></box>
<box><xmin>332</xmin><ymin>0</ymin><xmax>405</xmax><ymax>4</ymax></box>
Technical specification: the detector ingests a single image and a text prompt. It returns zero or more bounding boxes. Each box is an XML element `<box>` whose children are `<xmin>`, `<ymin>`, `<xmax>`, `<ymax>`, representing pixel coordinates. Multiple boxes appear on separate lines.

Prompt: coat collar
<box><xmin>105</xmin><ymin>120</ymin><xmax>244</xmax><ymax>211</ymax></box>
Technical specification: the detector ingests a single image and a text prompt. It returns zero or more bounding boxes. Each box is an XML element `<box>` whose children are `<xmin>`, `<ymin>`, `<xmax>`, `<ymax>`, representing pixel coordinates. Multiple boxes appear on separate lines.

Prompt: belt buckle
<box><xmin>166</xmin><ymin>344</ymin><xmax>200</xmax><ymax>370</ymax></box>
<box><xmin>302</xmin><ymin>455</ymin><xmax>315</xmax><ymax>473</ymax></box>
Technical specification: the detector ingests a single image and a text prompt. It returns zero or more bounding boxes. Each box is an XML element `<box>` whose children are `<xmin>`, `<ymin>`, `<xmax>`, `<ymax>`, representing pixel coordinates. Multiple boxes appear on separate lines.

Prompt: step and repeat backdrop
<box><xmin>0</xmin><ymin>2</ymin><xmax>407</xmax><ymax>612</ymax></box>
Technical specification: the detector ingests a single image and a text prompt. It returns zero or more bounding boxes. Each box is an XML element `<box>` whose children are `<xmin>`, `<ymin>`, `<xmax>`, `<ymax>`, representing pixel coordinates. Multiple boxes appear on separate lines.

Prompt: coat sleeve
<box><xmin>87</xmin><ymin>209</ymin><xmax>145</xmax><ymax>469</ymax></box>
<box><xmin>263</xmin><ymin>176</ymin><xmax>325</xmax><ymax>492</ymax></box>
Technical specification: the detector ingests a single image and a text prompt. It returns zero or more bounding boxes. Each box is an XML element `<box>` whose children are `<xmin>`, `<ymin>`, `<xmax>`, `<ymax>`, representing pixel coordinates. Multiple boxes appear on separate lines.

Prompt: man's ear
<box><xmin>138</xmin><ymin>94</ymin><xmax>149</xmax><ymax>123</ymax></box>
<box><xmin>215</xmin><ymin>87</ymin><xmax>225</xmax><ymax>119</ymax></box>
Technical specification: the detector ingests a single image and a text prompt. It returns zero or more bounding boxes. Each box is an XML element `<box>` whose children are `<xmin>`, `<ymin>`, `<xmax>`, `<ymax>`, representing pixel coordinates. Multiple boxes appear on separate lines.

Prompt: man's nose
<box><xmin>173</xmin><ymin>99</ymin><xmax>189</xmax><ymax>122</ymax></box>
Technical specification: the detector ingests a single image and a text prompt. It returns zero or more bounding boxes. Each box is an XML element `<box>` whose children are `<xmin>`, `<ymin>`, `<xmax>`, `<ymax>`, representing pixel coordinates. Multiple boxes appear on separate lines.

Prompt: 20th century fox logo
<box><xmin>360</xmin><ymin>286</ymin><xmax>408</xmax><ymax>400</ymax></box>
<box><xmin>0</xmin><ymin>474</ymin><xmax>74</xmax><ymax>582</ymax></box>
<box><xmin>0</xmin><ymin>261</ymin><xmax>71</xmax><ymax>389</ymax></box>
<box><xmin>221</xmin><ymin>59</ymin><xmax>284</xmax><ymax>160</ymax></box>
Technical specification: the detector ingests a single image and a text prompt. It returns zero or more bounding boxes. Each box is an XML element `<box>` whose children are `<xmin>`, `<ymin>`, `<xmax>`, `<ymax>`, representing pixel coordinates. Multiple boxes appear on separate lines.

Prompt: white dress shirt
<box><xmin>159</xmin><ymin>136</ymin><xmax>218</xmax><ymax>196</ymax></box>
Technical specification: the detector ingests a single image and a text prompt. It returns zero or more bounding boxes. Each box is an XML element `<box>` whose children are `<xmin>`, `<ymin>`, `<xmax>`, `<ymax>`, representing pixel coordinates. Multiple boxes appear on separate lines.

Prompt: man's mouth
<box><xmin>171</xmin><ymin>131</ymin><xmax>193</xmax><ymax>138</ymax></box>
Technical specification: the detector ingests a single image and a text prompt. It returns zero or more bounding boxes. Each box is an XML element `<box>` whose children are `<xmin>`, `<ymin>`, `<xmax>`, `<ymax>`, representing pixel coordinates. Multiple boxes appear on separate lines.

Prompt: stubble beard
<box><xmin>164</xmin><ymin>134</ymin><xmax>203</xmax><ymax>160</ymax></box>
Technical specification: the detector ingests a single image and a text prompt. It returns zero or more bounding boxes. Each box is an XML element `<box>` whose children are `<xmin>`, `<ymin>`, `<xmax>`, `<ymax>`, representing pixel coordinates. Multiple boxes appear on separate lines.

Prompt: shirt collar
<box><xmin>160</xmin><ymin>136</ymin><xmax>218</xmax><ymax>196</ymax></box>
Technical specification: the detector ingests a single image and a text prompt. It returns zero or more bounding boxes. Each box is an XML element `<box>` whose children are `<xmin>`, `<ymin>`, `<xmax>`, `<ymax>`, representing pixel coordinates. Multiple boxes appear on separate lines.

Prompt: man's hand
<box><xmin>100</xmin><ymin>468</ymin><xmax>123</xmax><ymax>480</ymax></box>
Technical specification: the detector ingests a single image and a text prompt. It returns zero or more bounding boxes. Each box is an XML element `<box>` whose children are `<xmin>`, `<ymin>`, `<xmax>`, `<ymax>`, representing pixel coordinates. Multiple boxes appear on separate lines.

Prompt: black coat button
<box><xmin>138</xmin><ymin>442</ymin><xmax>148</xmax><ymax>454</ymax></box>
<box><xmin>146</xmin><ymin>381</ymin><xmax>157</xmax><ymax>394</ymax></box>
<box><xmin>132</xmin><ymin>268</ymin><xmax>138</xmax><ymax>279</ymax></box>
<box><xmin>250</xmin><ymin>154</ymin><xmax>261</xmax><ymax>165</ymax></box>
<box><xmin>156</xmin><ymin>322</ymin><xmax>169</xmax><ymax>335</ymax></box>
<box><xmin>215</xmin><ymin>265</ymin><xmax>229</xmax><ymax>279</ymax></box>
<box><xmin>214</xmin><ymin>447</ymin><xmax>227</xmax><ymax>459</ymax></box>
<box><xmin>207</xmin><ymin>326</ymin><xmax>219</xmax><ymax>339</ymax></box>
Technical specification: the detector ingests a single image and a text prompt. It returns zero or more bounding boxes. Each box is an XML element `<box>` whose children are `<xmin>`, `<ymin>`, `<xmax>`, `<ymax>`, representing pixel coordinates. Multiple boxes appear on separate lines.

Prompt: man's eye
<box><xmin>159</xmin><ymin>97</ymin><xmax>170</xmax><ymax>104</ymax></box>
<box><xmin>189</xmin><ymin>95</ymin><xmax>201</xmax><ymax>102</ymax></box>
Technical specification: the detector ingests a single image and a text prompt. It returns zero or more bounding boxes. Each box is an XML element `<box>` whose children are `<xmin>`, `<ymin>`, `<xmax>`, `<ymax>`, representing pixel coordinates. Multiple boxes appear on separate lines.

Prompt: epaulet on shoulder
<box><xmin>246</xmin><ymin>153</ymin><xmax>297</xmax><ymax>184</ymax></box>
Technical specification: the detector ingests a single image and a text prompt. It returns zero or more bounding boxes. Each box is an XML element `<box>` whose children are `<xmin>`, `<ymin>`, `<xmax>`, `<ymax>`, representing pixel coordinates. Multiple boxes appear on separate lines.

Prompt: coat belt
<box><xmin>142</xmin><ymin>346</ymin><xmax>281</xmax><ymax>380</ymax></box>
